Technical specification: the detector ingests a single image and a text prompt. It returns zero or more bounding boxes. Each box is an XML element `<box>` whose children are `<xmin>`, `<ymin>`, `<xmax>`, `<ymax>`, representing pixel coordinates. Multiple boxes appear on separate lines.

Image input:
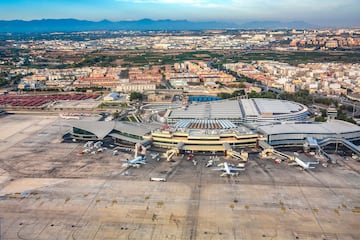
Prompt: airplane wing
<box><xmin>212</xmin><ymin>167</ymin><xmax>225</xmax><ymax>171</ymax></box>
<box><xmin>228</xmin><ymin>167</ymin><xmax>245</xmax><ymax>172</ymax></box>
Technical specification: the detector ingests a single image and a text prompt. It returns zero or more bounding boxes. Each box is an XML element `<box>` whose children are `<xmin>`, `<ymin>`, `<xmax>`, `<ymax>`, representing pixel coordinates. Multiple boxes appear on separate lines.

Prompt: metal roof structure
<box><xmin>67</xmin><ymin>120</ymin><xmax>158</xmax><ymax>140</ymax></box>
<box><xmin>108</xmin><ymin>133</ymin><xmax>142</xmax><ymax>143</ymax></box>
<box><xmin>174</xmin><ymin>119</ymin><xmax>238</xmax><ymax>129</ymax></box>
<box><xmin>168</xmin><ymin>98</ymin><xmax>309</xmax><ymax>123</ymax></box>
<box><xmin>241</xmin><ymin>99</ymin><xmax>259</xmax><ymax>117</ymax></box>
<box><xmin>258</xmin><ymin>120</ymin><xmax>360</xmax><ymax>136</ymax></box>
<box><xmin>68</xmin><ymin>120</ymin><xmax>115</xmax><ymax>139</ymax></box>
<box><xmin>253</xmin><ymin>98</ymin><xmax>302</xmax><ymax>114</ymax></box>
<box><xmin>168</xmin><ymin>100</ymin><xmax>243</xmax><ymax>120</ymax></box>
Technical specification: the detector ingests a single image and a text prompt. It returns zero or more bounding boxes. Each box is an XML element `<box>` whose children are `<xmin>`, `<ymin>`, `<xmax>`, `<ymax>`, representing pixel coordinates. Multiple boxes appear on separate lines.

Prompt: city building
<box><xmin>116</xmin><ymin>83</ymin><xmax>156</xmax><ymax>93</ymax></box>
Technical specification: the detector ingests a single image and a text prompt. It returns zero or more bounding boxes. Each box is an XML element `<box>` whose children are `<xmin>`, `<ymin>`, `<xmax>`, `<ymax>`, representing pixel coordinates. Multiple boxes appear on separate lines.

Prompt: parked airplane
<box><xmin>206</xmin><ymin>160</ymin><xmax>213</xmax><ymax>167</ymax></box>
<box><xmin>122</xmin><ymin>156</ymin><xmax>146</xmax><ymax>168</ymax></box>
<box><xmin>289</xmin><ymin>153</ymin><xmax>319</xmax><ymax>170</ymax></box>
<box><xmin>212</xmin><ymin>162</ymin><xmax>245</xmax><ymax>176</ymax></box>
<box><xmin>83</xmin><ymin>141</ymin><xmax>94</xmax><ymax>148</ymax></box>
<box><xmin>94</xmin><ymin>141</ymin><xmax>103</xmax><ymax>148</ymax></box>
<box><xmin>150</xmin><ymin>153</ymin><xmax>160</xmax><ymax>159</ymax></box>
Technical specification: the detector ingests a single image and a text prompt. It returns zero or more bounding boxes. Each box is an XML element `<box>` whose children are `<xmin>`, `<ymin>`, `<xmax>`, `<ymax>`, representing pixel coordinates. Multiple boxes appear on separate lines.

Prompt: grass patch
<box><xmin>352</xmin><ymin>207</ymin><xmax>360</xmax><ymax>214</ymax></box>
<box><xmin>128</xmin><ymin>116</ymin><xmax>136</xmax><ymax>122</ymax></box>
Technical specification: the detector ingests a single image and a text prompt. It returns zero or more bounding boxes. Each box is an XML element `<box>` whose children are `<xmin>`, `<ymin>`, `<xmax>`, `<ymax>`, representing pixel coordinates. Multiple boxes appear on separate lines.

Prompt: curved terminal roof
<box><xmin>168</xmin><ymin>98</ymin><xmax>309</xmax><ymax>123</ymax></box>
<box><xmin>69</xmin><ymin>120</ymin><xmax>115</xmax><ymax>139</ymax></box>
<box><xmin>251</xmin><ymin>98</ymin><xmax>303</xmax><ymax>115</ymax></box>
<box><xmin>68</xmin><ymin>120</ymin><xmax>159</xmax><ymax>140</ymax></box>
<box><xmin>169</xmin><ymin>100</ymin><xmax>242</xmax><ymax>119</ymax></box>
<box><xmin>258</xmin><ymin>120</ymin><xmax>360</xmax><ymax>136</ymax></box>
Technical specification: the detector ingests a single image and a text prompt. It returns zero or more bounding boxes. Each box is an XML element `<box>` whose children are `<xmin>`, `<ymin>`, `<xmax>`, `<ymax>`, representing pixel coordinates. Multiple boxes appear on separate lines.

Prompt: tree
<box><xmin>217</xmin><ymin>92</ymin><xmax>232</xmax><ymax>99</ymax></box>
<box><xmin>315</xmin><ymin>116</ymin><xmax>326</xmax><ymax>122</ymax></box>
<box><xmin>336</xmin><ymin>109</ymin><xmax>356</xmax><ymax>124</ymax></box>
<box><xmin>321</xmin><ymin>109</ymin><xmax>327</xmax><ymax>118</ymax></box>
<box><xmin>112</xmin><ymin>110</ymin><xmax>120</xmax><ymax>119</ymax></box>
<box><xmin>248</xmin><ymin>91</ymin><xmax>261</xmax><ymax>98</ymax></box>
<box><xmin>130</xmin><ymin>91</ymin><xmax>143</xmax><ymax>101</ymax></box>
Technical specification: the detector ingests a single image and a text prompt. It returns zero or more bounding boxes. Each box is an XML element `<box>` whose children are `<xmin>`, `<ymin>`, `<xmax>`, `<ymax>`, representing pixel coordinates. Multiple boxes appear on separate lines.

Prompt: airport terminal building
<box><xmin>150</xmin><ymin>119</ymin><xmax>258</xmax><ymax>152</ymax></box>
<box><xmin>167</xmin><ymin>98</ymin><xmax>310</xmax><ymax>125</ymax></box>
<box><xmin>65</xmin><ymin>98</ymin><xmax>360</xmax><ymax>154</ymax></box>
<box><xmin>258</xmin><ymin>120</ymin><xmax>360</xmax><ymax>146</ymax></box>
<box><xmin>67</xmin><ymin>120</ymin><xmax>159</xmax><ymax>146</ymax></box>
<box><xmin>151</xmin><ymin>98</ymin><xmax>312</xmax><ymax>152</ymax></box>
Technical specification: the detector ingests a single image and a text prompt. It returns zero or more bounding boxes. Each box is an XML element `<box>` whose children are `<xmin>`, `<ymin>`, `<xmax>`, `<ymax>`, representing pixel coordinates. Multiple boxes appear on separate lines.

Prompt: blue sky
<box><xmin>1</xmin><ymin>0</ymin><xmax>359</xmax><ymax>27</ymax></box>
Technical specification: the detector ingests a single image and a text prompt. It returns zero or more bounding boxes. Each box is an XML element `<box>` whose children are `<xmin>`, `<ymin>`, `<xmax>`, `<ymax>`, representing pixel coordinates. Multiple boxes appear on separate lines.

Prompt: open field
<box><xmin>0</xmin><ymin>114</ymin><xmax>359</xmax><ymax>239</ymax></box>
<box><xmin>225</xmin><ymin>51</ymin><xmax>360</xmax><ymax>65</ymax></box>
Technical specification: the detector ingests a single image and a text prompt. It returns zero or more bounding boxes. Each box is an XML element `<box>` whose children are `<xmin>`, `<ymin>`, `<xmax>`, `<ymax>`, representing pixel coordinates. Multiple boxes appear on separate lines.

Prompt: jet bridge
<box><xmin>163</xmin><ymin>142</ymin><xmax>184</xmax><ymax>161</ymax></box>
<box><xmin>318</xmin><ymin>138</ymin><xmax>360</xmax><ymax>156</ymax></box>
<box><xmin>258</xmin><ymin>140</ymin><xmax>295</xmax><ymax>161</ymax></box>
<box><xmin>223</xmin><ymin>143</ymin><xmax>248</xmax><ymax>162</ymax></box>
<box><xmin>227</xmin><ymin>150</ymin><xmax>248</xmax><ymax>162</ymax></box>
<box><xmin>260</xmin><ymin>148</ymin><xmax>295</xmax><ymax>161</ymax></box>
<box><xmin>163</xmin><ymin>148</ymin><xmax>178</xmax><ymax>161</ymax></box>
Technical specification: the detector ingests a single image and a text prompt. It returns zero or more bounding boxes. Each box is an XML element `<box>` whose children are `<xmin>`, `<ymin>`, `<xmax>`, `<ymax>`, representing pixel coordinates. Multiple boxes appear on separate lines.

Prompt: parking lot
<box><xmin>0</xmin><ymin>114</ymin><xmax>359</xmax><ymax>239</ymax></box>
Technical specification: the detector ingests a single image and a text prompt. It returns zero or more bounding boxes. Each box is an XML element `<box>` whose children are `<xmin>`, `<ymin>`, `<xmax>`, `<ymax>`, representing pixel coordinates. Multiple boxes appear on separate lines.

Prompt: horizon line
<box><xmin>0</xmin><ymin>18</ymin><xmax>359</xmax><ymax>29</ymax></box>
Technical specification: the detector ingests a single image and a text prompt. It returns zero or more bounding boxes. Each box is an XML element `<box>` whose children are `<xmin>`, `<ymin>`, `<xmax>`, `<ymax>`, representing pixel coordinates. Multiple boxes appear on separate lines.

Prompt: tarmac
<box><xmin>0</xmin><ymin>114</ymin><xmax>359</xmax><ymax>240</ymax></box>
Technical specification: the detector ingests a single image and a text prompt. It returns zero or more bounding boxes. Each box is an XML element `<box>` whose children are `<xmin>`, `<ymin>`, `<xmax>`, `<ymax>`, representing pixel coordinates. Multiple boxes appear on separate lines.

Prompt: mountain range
<box><xmin>0</xmin><ymin>19</ymin><xmax>318</xmax><ymax>33</ymax></box>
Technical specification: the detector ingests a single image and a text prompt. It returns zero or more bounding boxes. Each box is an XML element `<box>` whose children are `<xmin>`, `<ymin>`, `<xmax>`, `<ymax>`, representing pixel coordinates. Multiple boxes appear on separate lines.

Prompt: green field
<box><xmin>1</xmin><ymin>48</ymin><xmax>359</xmax><ymax>70</ymax></box>
<box><xmin>224</xmin><ymin>51</ymin><xmax>360</xmax><ymax>65</ymax></box>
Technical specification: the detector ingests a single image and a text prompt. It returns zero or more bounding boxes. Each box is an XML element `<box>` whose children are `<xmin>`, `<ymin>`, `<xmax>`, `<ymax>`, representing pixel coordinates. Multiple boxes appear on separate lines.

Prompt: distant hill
<box><xmin>0</xmin><ymin>19</ymin><xmax>319</xmax><ymax>33</ymax></box>
<box><xmin>0</xmin><ymin>19</ymin><xmax>236</xmax><ymax>33</ymax></box>
<box><xmin>238</xmin><ymin>21</ymin><xmax>318</xmax><ymax>29</ymax></box>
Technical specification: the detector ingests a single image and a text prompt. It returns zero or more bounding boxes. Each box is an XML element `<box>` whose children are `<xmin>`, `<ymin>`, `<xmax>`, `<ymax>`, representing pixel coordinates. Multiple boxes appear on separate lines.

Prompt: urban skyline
<box><xmin>0</xmin><ymin>0</ymin><xmax>359</xmax><ymax>28</ymax></box>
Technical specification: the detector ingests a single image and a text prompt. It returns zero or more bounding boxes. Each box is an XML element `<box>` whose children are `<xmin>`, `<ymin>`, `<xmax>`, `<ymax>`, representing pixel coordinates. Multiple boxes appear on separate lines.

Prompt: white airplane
<box><xmin>289</xmin><ymin>153</ymin><xmax>319</xmax><ymax>170</ymax></box>
<box><xmin>122</xmin><ymin>156</ymin><xmax>146</xmax><ymax>168</ymax></box>
<box><xmin>150</xmin><ymin>153</ymin><xmax>160</xmax><ymax>159</ymax></box>
<box><xmin>83</xmin><ymin>141</ymin><xmax>94</xmax><ymax>148</ymax></box>
<box><xmin>206</xmin><ymin>160</ymin><xmax>213</xmax><ymax>167</ymax></box>
<box><xmin>94</xmin><ymin>141</ymin><xmax>103</xmax><ymax>148</ymax></box>
<box><xmin>212</xmin><ymin>162</ymin><xmax>245</xmax><ymax>176</ymax></box>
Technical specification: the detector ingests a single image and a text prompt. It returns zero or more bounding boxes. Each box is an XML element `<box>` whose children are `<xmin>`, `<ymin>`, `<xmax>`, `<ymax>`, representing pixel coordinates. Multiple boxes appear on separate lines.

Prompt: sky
<box><xmin>0</xmin><ymin>0</ymin><xmax>359</xmax><ymax>27</ymax></box>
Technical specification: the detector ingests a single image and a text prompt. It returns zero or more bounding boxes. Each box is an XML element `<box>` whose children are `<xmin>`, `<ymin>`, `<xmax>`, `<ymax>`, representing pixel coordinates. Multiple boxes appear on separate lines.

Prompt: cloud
<box><xmin>117</xmin><ymin>0</ymin><xmax>339</xmax><ymax>11</ymax></box>
<box><xmin>113</xmin><ymin>0</ymin><xmax>360</xmax><ymax>24</ymax></box>
<box><xmin>117</xmin><ymin>0</ymin><xmax>206</xmax><ymax>3</ymax></box>
<box><xmin>116</xmin><ymin>0</ymin><xmax>224</xmax><ymax>8</ymax></box>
